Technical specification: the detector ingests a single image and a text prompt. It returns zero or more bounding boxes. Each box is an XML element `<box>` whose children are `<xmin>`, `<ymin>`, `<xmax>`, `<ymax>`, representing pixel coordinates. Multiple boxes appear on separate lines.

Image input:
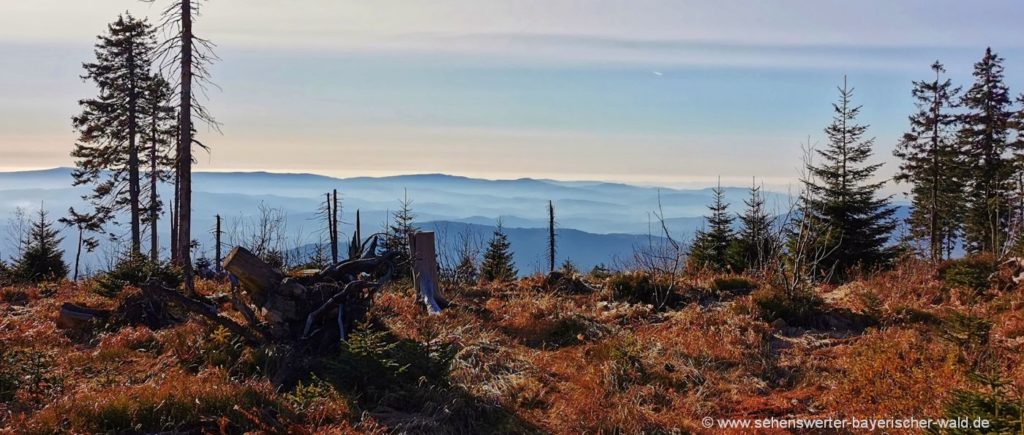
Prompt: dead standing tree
<box><xmin>147</xmin><ymin>0</ymin><xmax>221</xmax><ymax>293</ymax></box>
<box><xmin>548</xmin><ymin>200</ymin><xmax>557</xmax><ymax>273</ymax></box>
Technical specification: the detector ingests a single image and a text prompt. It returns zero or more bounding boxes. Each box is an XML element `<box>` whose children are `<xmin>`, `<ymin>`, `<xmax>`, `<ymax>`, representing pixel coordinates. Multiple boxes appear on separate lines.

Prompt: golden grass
<box><xmin>1</xmin><ymin>259</ymin><xmax>1022</xmax><ymax>433</ymax></box>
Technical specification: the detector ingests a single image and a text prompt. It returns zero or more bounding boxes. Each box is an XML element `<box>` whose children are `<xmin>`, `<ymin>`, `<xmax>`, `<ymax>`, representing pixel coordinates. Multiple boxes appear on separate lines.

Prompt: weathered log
<box><xmin>143</xmin><ymin>280</ymin><xmax>268</xmax><ymax>344</ymax></box>
<box><xmin>223</xmin><ymin>246</ymin><xmax>283</xmax><ymax>305</ymax></box>
<box><xmin>56</xmin><ymin>303</ymin><xmax>110</xmax><ymax>330</ymax></box>
<box><xmin>317</xmin><ymin>251</ymin><xmax>397</xmax><ymax>283</ymax></box>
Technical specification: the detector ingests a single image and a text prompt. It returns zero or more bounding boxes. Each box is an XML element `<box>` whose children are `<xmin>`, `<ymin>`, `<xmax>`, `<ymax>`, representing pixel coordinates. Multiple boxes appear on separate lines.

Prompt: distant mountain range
<box><xmin>0</xmin><ymin>167</ymin><xmax>909</xmax><ymax>275</ymax></box>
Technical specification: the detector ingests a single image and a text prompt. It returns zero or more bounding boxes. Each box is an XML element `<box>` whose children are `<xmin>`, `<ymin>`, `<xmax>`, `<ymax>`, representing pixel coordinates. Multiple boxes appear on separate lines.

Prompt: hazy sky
<box><xmin>2</xmin><ymin>1</ymin><xmax>1024</xmax><ymax>189</ymax></box>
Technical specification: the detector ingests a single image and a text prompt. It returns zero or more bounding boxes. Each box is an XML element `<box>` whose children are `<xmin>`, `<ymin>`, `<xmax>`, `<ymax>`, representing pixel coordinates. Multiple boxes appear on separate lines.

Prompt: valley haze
<box><xmin>0</xmin><ymin>167</ymin><xmax>820</xmax><ymax>275</ymax></box>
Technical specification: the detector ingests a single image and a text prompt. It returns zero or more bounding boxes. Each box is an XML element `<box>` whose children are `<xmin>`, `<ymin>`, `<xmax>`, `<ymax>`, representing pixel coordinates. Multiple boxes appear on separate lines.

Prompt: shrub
<box><xmin>589</xmin><ymin>263</ymin><xmax>612</xmax><ymax>280</ymax></box>
<box><xmin>826</xmin><ymin>329</ymin><xmax>963</xmax><ymax>418</ymax></box>
<box><xmin>0</xmin><ymin>344</ymin><xmax>17</xmax><ymax>403</ymax></box>
<box><xmin>593</xmin><ymin>335</ymin><xmax>648</xmax><ymax>392</ymax></box>
<box><xmin>942</xmin><ymin>373</ymin><xmax>1023</xmax><ymax>434</ymax></box>
<box><xmin>937</xmin><ymin>312</ymin><xmax>992</xmax><ymax>368</ymax></box>
<box><xmin>286</xmin><ymin>376</ymin><xmax>350</xmax><ymax>428</ymax></box>
<box><xmin>323</xmin><ymin>328</ymin><xmax>453</xmax><ymax>398</ymax></box>
<box><xmin>752</xmin><ymin>286</ymin><xmax>824</xmax><ymax>327</ymax></box>
<box><xmin>710</xmin><ymin>276</ymin><xmax>757</xmax><ymax>293</ymax></box>
<box><xmin>0</xmin><ymin>347</ymin><xmax>63</xmax><ymax>407</ymax></box>
<box><xmin>939</xmin><ymin>255</ymin><xmax>994</xmax><ymax>294</ymax></box>
<box><xmin>607</xmin><ymin>272</ymin><xmax>676</xmax><ymax>307</ymax></box>
<box><xmin>0</xmin><ymin>260</ymin><xmax>12</xmax><ymax>286</ymax></box>
<box><xmin>94</xmin><ymin>254</ymin><xmax>182</xmax><ymax>296</ymax></box>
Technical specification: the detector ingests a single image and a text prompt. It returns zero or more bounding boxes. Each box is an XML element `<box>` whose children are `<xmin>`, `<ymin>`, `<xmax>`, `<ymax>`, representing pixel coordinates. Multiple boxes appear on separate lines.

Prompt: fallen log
<box><xmin>317</xmin><ymin>252</ymin><xmax>397</xmax><ymax>283</ymax></box>
<box><xmin>56</xmin><ymin>303</ymin><xmax>110</xmax><ymax>330</ymax></box>
<box><xmin>143</xmin><ymin>279</ymin><xmax>269</xmax><ymax>344</ymax></box>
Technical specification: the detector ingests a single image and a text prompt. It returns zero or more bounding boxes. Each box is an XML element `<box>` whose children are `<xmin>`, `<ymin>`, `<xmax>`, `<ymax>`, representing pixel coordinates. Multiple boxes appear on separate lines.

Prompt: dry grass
<box><xmin>1</xmin><ymin>258</ymin><xmax>1022</xmax><ymax>433</ymax></box>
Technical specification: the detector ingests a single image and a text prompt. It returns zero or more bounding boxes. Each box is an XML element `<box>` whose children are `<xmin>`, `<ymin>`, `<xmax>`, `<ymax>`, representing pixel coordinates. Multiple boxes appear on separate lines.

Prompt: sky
<box><xmin>1</xmin><ymin>1</ymin><xmax>1024</xmax><ymax>191</ymax></box>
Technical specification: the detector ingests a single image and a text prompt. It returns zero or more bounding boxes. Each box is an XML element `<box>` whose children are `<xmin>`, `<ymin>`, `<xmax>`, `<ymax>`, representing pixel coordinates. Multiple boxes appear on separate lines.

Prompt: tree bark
<box><xmin>128</xmin><ymin>44</ymin><xmax>141</xmax><ymax>256</ymax></box>
<box><xmin>215</xmin><ymin>214</ymin><xmax>222</xmax><ymax>272</ymax></box>
<box><xmin>74</xmin><ymin>228</ymin><xmax>83</xmax><ymax>281</ymax></box>
<box><xmin>223</xmin><ymin>246</ymin><xmax>283</xmax><ymax>305</ymax></box>
<box><xmin>177</xmin><ymin>0</ymin><xmax>194</xmax><ymax>292</ymax></box>
<box><xmin>149</xmin><ymin>108</ymin><xmax>160</xmax><ymax>262</ymax></box>
<box><xmin>332</xmin><ymin>189</ymin><xmax>339</xmax><ymax>265</ymax></box>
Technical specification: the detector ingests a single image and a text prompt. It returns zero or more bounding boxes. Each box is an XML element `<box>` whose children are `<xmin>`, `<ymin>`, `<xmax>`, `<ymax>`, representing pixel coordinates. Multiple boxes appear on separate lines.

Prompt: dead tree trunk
<box><xmin>332</xmin><ymin>189</ymin><xmax>339</xmax><ymax>264</ymax></box>
<box><xmin>214</xmin><ymin>214</ymin><xmax>222</xmax><ymax>272</ymax></box>
<box><xmin>177</xmin><ymin>0</ymin><xmax>194</xmax><ymax>293</ymax></box>
<box><xmin>548</xmin><ymin>200</ymin><xmax>556</xmax><ymax>273</ymax></box>
<box><xmin>409</xmin><ymin>231</ymin><xmax>446</xmax><ymax>314</ymax></box>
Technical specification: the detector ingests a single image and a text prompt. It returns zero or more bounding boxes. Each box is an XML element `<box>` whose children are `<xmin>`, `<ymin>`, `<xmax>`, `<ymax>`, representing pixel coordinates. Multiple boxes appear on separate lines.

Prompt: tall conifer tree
<box><xmin>71</xmin><ymin>13</ymin><xmax>159</xmax><ymax>256</ymax></box>
<box><xmin>797</xmin><ymin>77</ymin><xmax>896</xmax><ymax>279</ymax></box>
<box><xmin>893</xmin><ymin>61</ymin><xmax>963</xmax><ymax>260</ymax></box>
<box><xmin>959</xmin><ymin>48</ymin><xmax>1017</xmax><ymax>254</ymax></box>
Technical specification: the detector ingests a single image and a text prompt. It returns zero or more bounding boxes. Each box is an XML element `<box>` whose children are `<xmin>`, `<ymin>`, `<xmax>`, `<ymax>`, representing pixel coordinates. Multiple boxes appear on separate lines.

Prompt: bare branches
<box><xmin>145</xmin><ymin>0</ymin><xmax>221</xmax><ymax>132</ymax></box>
<box><xmin>623</xmin><ymin>191</ymin><xmax>687</xmax><ymax>309</ymax></box>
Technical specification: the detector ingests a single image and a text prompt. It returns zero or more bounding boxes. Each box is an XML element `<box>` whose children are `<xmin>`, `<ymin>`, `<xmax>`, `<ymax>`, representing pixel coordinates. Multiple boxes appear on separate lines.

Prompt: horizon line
<box><xmin>0</xmin><ymin>165</ymin><xmax>805</xmax><ymax>192</ymax></box>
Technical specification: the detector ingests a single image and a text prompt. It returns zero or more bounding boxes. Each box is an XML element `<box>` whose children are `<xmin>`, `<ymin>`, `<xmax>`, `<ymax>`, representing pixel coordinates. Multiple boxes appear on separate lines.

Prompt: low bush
<box><xmin>286</xmin><ymin>376</ymin><xmax>351</xmax><ymax>428</ymax></box>
<box><xmin>710</xmin><ymin>276</ymin><xmax>757</xmax><ymax>293</ymax></box>
<box><xmin>825</xmin><ymin>329</ymin><xmax>963</xmax><ymax>418</ymax></box>
<box><xmin>593</xmin><ymin>335</ymin><xmax>649</xmax><ymax>392</ymax></box>
<box><xmin>942</xmin><ymin>372</ymin><xmax>1023</xmax><ymax>434</ymax></box>
<box><xmin>752</xmin><ymin>286</ymin><xmax>824</xmax><ymax>327</ymax></box>
<box><xmin>0</xmin><ymin>344</ymin><xmax>17</xmax><ymax>403</ymax></box>
<box><xmin>607</xmin><ymin>272</ymin><xmax>677</xmax><ymax>308</ymax></box>
<box><xmin>939</xmin><ymin>255</ymin><xmax>995</xmax><ymax>295</ymax></box>
<box><xmin>588</xmin><ymin>263</ymin><xmax>613</xmax><ymax>280</ymax></box>
<box><xmin>94</xmin><ymin>254</ymin><xmax>182</xmax><ymax>296</ymax></box>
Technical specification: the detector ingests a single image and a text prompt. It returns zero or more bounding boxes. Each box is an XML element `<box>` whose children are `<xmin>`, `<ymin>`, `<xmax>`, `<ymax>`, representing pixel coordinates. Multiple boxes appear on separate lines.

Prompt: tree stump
<box><xmin>223</xmin><ymin>246</ymin><xmax>283</xmax><ymax>305</ymax></box>
<box><xmin>409</xmin><ymin>231</ymin><xmax>446</xmax><ymax>314</ymax></box>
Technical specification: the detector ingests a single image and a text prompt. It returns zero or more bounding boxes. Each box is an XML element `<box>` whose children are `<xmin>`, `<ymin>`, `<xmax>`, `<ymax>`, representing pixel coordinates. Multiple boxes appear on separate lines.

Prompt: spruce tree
<box><xmin>384</xmin><ymin>191</ymin><xmax>418</xmax><ymax>278</ymax></box>
<box><xmin>959</xmin><ymin>48</ymin><xmax>1017</xmax><ymax>254</ymax></box>
<box><xmin>71</xmin><ymin>13</ymin><xmax>159</xmax><ymax>256</ymax></box>
<box><xmin>798</xmin><ymin>77</ymin><xmax>896</xmax><ymax>280</ymax></box>
<box><xmin>893</xmin><ymin>61</ymin><xmax>963</xmax><ymax>260</ymax></box>
<box><xmin>14</xmin><ymin>207</ymin><xmax>68</xmax><ymax>282</ymax></box>
<box><xmin>734</xmin><ymin>179</ymin><xmax>777</xmax><ymax>271</ymax></box>
<box><xmin>481</xmin><ymin>222</ymin><xmax>517</xmax><ymax>282</ymax></box>
<box><xmin>689</xmin><ymin>180</ymin><xmax>737</xmax><ymax>272</ymax></box>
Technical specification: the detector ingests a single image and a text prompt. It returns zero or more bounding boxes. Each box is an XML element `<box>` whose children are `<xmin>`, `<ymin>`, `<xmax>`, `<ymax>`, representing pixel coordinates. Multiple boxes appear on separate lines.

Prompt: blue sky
<box><xmin>1</xmin><ymin>1</ymin><xmax>1023</xmax><ymax>191</ymax></box>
